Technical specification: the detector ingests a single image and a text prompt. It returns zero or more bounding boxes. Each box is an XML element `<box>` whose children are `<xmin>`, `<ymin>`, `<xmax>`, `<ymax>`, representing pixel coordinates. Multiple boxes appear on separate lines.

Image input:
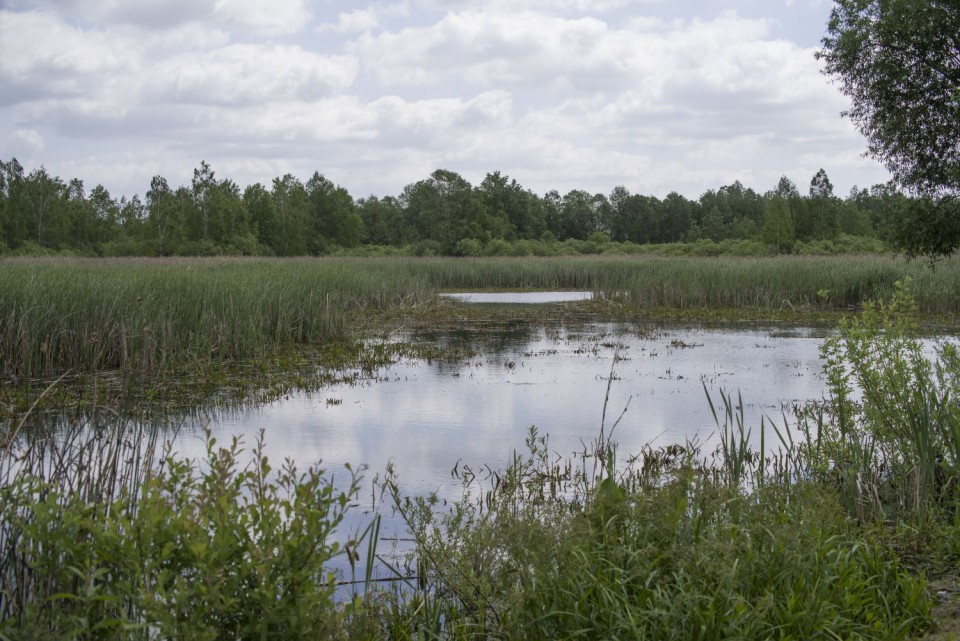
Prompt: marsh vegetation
<box><xmin>1</xmin><ymin>256</ymin><xmax>960</xmax><ymax>639</ymax></box>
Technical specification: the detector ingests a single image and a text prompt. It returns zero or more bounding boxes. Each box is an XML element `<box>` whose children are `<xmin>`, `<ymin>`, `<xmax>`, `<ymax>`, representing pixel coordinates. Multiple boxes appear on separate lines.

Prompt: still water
<box><xmin>176</xmin><ymin>320</ymin><xmax>834</xmax><ymax>500</ymax></box>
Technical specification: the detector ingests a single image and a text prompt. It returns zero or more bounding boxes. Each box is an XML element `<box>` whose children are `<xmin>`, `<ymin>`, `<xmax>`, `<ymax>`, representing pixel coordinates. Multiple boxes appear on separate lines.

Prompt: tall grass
<box><xmin>376</xmin><ymin>427</ymin><xmax>933</xmax><ymax>640</ymax></box>
<box><xmin>0</xmin><ymin>257</ymin><xmax>435</xmax><ymax>381</ymax></box>
<box><xmin>3</xmin><ymin>254</ymin><xmax>959</xmax><ymax>383</ymax></box>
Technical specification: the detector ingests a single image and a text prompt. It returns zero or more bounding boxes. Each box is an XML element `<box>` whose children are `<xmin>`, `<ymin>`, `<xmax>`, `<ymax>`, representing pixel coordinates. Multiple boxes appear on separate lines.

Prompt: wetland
<box><xmin>3</xmin><ymin>255</ymin><xmax>960</xmax><ymax>639</ymax></box>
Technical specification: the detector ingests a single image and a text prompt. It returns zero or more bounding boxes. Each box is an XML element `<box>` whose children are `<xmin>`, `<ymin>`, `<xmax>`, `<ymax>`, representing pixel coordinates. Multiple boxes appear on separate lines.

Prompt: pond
<box><xmin>440</xmin><ymin>291</ymin><xmax>595</xmax><ymax>304</ymax></box>
<box><xmin>177</xmin><ymin>320</ymin><xmax>835</xmax><ymax>500</ymax></box>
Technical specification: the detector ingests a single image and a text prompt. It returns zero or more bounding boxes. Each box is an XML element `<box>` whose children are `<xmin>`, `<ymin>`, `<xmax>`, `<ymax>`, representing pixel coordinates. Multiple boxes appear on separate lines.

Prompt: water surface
<box><xmin>184</xmin><ymin>322</ymin><xmax>833</xmax><ymax>499</ymax></box>
<box><xmin>441</xmin><ymin>291</ymin><xmax>594</xmax><ymax>304</ymax></box>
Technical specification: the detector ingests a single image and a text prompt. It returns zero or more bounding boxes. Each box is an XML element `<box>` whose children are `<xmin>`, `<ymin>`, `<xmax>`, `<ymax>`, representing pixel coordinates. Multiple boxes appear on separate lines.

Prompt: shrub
<box><xmin>814</xmin><ymin>280</ymin><xmax>960</xmax><ymax>520</ymax></box>
<box><xmin>483</xmin><ymin>238</ymin><xmax>512</xmax><ymax>256</ymax></box>
<box><xmin>452</xmin><ymin>238</ymin><xmax>483</xmax><ymax>257</ymax></box>
<box><xmin>587</xmin><ymin>231</ymin><xmax>610</xmax><ymax>244</ymax></box>
<box><xmin>0</xmin><ymin>427</ymin><xmax>364</xmax><ymax>639</ymax></box>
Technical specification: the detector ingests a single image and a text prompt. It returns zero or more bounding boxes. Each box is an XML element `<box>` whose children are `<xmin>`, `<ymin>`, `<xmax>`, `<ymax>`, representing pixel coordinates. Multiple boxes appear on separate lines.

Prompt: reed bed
<box><xmin>0</xmin><ymin>257</ymin><xmax>434</xmax><ymax>381</ymax></box>
<box><xmin>403</xmin><ymin>254</ymin><xmax>960</xmax><ymax>313</ymax></box>
<box><xmin>2</xmin><ymin>254</ymin><xmax>959</xmax><ymax>383</ymax></box>
<box><xmin>0</xmin><ymin>418</ymin><xmax>361</xmax><ymax>639</ymax></box>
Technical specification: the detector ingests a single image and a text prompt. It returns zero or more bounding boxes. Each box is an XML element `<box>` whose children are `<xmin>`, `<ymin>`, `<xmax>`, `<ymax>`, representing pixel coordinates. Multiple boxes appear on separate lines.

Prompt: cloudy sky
<box><xmin>0</xmin><ymin>0</ymin><xmax>889</xmax><ymax>202</ymax></box>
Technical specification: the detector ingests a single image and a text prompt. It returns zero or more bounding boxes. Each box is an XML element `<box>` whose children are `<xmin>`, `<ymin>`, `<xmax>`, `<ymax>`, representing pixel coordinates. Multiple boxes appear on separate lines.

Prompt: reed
<box><xmin>3</xmin><ymin>255</ymin><xmax>959</xmax><ymax>384</ymax></box>
<box><xmin>376</xmin><ymin>424</ymin><xmax>933</xmax><ymax>640</ymax></box>
<box><xmin>0</xmin><ymin>257</ymin><xmax>435</xmax><ymax>381</ymax></box>
<box><xmin>371</xmin><ymin>283</ymin><xmax>958</xmax><ymax>639</ymax></box>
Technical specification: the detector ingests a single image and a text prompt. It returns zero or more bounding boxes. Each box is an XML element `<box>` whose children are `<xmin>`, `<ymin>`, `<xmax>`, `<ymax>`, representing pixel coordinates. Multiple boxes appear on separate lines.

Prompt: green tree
<box><xmin>607</xmin><ymin>187</ymin><xmax>664</xmax><ymax>244</ymax></box>
<box><xmin>191</xmin><ymin>160</ymin><xmax>217</xmax><ymax>242</ymax></box>
<box><xmin>212</xmin><ymin>178</ymin><xmax>252</xmax><ymax>252</ymax></box>
<box><xmin>542</xmin><ymin>190</ymin><xmax>563</xmax><ymax>238</ymax></box>
<box><xmin>762</xmin><ymin>196</ymin><xmax>795</xmax><ymax>253</ymax></box>
<box><xmin>22</xmin><ymin>167</ymin><xmax>66</xmax><ymax>249</ymax></box>
<box><xmin>270</xmin><ymin>175</ymin><xmax>310</xmax><ymax>256</ymax></box>
<box><xmin>478</xmin><ymin>172</ymin><xmax>545</xmax><ymax>240</ymax></box>
<box><xmin>244</xmin><ymin>183</ymin><xmax>278</xmax><ymax>252</ymax></box>
<box><xmin>818</xmin><ymin>0</ymin><xmax>960</xmax><ymax>256</ymax></box>
<box><xmin>89</xmin><ymin>184</ymin><xmax>120</xmax><ymax>242</ymax></box>
<box><xmin>558</xmin><ymin>190</ymin><xmax>605</xmax><ymax>240</ymax></box>
<box><xmin>357</xmin><ymin>195</ymin><xmax>413</xmax><ymax>246</ymax></box>
<box><xmin>305</xmin><ymin>172</ymin><xmax>363</xmax><ymax>251</ymax></box>
<box><xmin>0</xmin><ymin>159</ymin><xmax>27</xmax><ymax>250</ymax></box>
<box><xmin>809</xmin><ymin>168</ymin><xmax>840</xmax><ymax>239</ymax></box>
<box><xmin>403</xmin><ymin>170</ymin><xmax>485</xmax><ymax>252</ymax></box>
<box><xmin>115</xmin><ymin>193</ymin><xmax>146</xmax><ymax>252</ymax></box>
<box><xmin>660</xmin><ymin>192</ymin><xmax>695</xmax><ymax>242</ymax></box>
<box><xmin>146</xmin><ymin>176</ymin><xmax>180</xmax><ymax>255</ymax></box>
<box><xmin>837</xmin><ymin>198</ymin><xmax>874</xmax><ymax>237</ymax></box>
<box><xmin>63</xmin><ymin>178</ymin><xmax>101</xmax><ymax>249</ymax></box>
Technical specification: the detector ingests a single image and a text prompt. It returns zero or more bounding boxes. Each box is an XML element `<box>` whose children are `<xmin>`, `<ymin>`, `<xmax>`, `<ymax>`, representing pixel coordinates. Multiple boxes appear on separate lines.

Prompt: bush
<box><xmin>815</xmin><ymin>280</ymin><xmax>960</xmax><ymax>520</ymax></box>
<box><xmin>688</xmin><ymin>239</ymin><xmax>723</xmax><ymax>256</ymax></box>
<box><xmin>587</xmin><ymin>230</ymin><xmax>610</xmax><ymax>244</ymax></box>
<box><xmin>0</xmin><ymin>428</ymin><xmax>364</xmax><ymax>639</ymax></box>
<box><xmin>453</xmin><ymin>238</ymin><xmax>483</xmax><ymax>257</ymax></box>
<box><xmin>100</xmin><ymin>238</ymin><xmax>158</xmax><ymax>257</ymax></box>
<box><xmin>9</xmin><ymin>241</ymin><xmax>60</xmax><ymax>257</ymax></box>
<box><xmin>483</xmin><ymin>238</ymin><xmax>512</xmax><ymax>257</ymax></box>
<box><xmin>412</xmin><ymin>239</ymin><xmax>442</xmax><ymax>257</ymax></box>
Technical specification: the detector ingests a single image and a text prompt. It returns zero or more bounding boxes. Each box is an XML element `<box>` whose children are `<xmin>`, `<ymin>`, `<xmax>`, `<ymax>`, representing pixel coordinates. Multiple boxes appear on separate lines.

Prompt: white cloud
<box><xmin>148</xmin><ymin>45</ymin><xmax>358</xmax><ymax>105</ymax></box>
<box><xmin>0</xmin><ymin>10</ymin><xmax>138</xmax><ymax>102</ymax></box>
<box><xmin>0</xmin><ymin>1</ymin><xmax>889</xmax><ymax>201</ymax></box>
<box><xmin>0</xmin><ymin>128</ymin><xmax>45</xmax><ymax>160</ymax></box>
<box><xmin>350</xmin><ymin>10</ymin><xmax>620</xmax><ymax>88</ymax></box>
<box><xmin>212</xmin><ymin>0</ymin><xmax>311</xmax><ymax>35</ymax></box>
<box><xmin>12</xmin><ymin>0</ymin><xmax>215</xmax><ymax>28</ymax></box>
<box><xmin>415</xmin><ymin>0</ymin><xmax>659</xmax><ymax>14</ymax></box>
<box><xmin>315</xmin><ymin>2</ymin><xmax>412</xmax><ymax>34</ymax></box>
<box><xmin>318</xmin><ymin>8</ymin><xmax>380</xmax><ymax>34</ymax></box>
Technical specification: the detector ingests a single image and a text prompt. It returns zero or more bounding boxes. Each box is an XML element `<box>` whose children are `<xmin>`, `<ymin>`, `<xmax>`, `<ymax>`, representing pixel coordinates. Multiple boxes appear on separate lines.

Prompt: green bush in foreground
<box><xmin>0</xmin><ymin>427</ymin><xmax>363</xmax><ymax>640</ymax></box>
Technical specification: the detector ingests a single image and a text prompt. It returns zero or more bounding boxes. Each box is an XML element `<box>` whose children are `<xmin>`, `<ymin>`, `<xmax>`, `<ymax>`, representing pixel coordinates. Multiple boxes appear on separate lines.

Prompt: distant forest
<box><xmin>0</xmin><ymin>158</ymin><xmax>913</xmax><ymax>257</ymax></box>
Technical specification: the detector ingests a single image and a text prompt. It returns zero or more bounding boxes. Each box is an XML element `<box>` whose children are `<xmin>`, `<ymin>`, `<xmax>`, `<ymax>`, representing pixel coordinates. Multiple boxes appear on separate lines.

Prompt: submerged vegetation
<box><xmin>1</xmin><ymin>274</ymin><xmax>959</xmax><ymax>638</ymax></box>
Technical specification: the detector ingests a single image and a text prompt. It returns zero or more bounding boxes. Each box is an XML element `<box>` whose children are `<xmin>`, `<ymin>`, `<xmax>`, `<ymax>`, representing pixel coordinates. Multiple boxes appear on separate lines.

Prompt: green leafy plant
<box><xmin>816</xmin><ymin>279</ymin><xmax>960</xmax><ymax>519</ymax></box>
<box><xmin>0</xmin><ymin>425</ymin><xmax>365</xmax><ymax>640</ymax></box>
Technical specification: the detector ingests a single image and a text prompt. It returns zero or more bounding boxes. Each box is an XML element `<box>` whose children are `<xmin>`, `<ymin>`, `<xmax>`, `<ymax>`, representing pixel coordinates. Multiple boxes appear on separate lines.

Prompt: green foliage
<box><xmin>816</xmin><ymin>280</ymin><xmax>960</xmax><ymax>519</ymax></box>
<box><xmin>818</xmin><ymin>0</ymin><xmax>960</xmax><ymax>256</ymax></box>
<box><xmin>586</xmin><ymin>230</ymin><xmax>610</xmax><ymax>244</ymax></box>
<box><xmin>762</xmin><ymin>196</ymin><xmax>795</xmax><ymax>252</ymax></box>
<box><xmin>382</xmin><ymin>427</ymin><xmax>931</xmax><ymax>640</ymax></box>
<box><xmin>794</xmin><ymin>234</ymin><xmax>887</xmax><ymax>255</ymax></box>
<box><xmin>0</xmin><ymin>427</ymin><xmax>361</xmax><ymax>640</ymax></box>
<box><xmin>8</xmin><ymin>280</ymin><xmax>960</xmax><ymax>638</ymax></box>
<box><xmin>5</xmin><ymin>254</ymin><xmax>960</xmax><ymax>384</ymax></box>
<box><xmin>452</xmin><ymin>238</ymin><xmax>483</xmax><ymax>257</ymax></box>
<box><xmin>881</xmin><ymin>195</ymin><xmax>960</xmax><ymax>259</ymax></box>
<box><xmin>0</xmin><ymin>258</ymin><xmax>436</xmax><ymax>381</ymax></box>
<box><xmin>0</xmin><ymin>157</ymin><xmax>929</xmax><ymax>257</ymax></box>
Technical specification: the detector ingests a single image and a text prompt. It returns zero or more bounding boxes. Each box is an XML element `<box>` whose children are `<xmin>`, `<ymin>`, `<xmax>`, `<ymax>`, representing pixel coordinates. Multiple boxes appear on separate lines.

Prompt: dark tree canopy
<box><xmin>818</xmin><ymin>0</ymin><xmax>960</xmax><ymax>256</ymax></box>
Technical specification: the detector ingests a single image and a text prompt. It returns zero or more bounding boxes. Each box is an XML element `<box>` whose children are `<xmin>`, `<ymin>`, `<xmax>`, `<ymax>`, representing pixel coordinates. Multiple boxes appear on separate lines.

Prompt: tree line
<box><xmin>0</xmin><ymin>157</ymin><xmax>921</xmax><ymax>257</ymax></box>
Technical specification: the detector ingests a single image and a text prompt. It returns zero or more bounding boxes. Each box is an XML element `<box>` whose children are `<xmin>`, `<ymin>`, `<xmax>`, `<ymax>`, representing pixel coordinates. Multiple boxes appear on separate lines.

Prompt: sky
<box><xmin>0</xmin><ymin>0</ymin><xmax>891</xmax><ymax>202</ymax></box>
